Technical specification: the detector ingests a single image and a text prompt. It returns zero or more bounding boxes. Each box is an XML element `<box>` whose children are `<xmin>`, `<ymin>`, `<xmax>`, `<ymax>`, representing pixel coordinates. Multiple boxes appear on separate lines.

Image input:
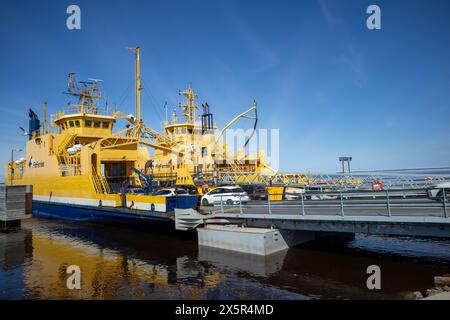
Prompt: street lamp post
<box><xmin>10</xmin><ymin>148</ymin><xmax>23</xmax><ymax>186</ymax></box>
<box><xmin>338</xmin><ymin>156</ymin><xmax>353</xmax><ymax>174</ymax></box>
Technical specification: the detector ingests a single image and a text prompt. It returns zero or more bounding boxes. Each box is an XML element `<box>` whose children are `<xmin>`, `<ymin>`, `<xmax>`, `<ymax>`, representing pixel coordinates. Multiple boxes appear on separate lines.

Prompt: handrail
<box><xmin>91</xmin><ymin>165</ymin><xmax>110</xmax><ymax>194</ymax></box>
<box><xmin>208</xmin><ymin>188</ymin><xmax>449</xmax><ymax>219</ymax></box>
<box><xmin>214</xmin><ymin>171</ymin><xmax>450</xmax><ymax>190</ymax></box>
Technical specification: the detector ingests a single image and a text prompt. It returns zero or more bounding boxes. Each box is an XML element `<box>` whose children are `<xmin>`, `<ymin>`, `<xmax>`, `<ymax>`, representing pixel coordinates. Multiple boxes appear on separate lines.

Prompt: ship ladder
<box><xmin>57</xmin><ymin>134</ymin><xmax>78</xmax><ymax>175</ymax></box>
<box><xmin>91</xmin><ymin>165</ymin><xmax>110</xmax><ymax>194</ymax></box>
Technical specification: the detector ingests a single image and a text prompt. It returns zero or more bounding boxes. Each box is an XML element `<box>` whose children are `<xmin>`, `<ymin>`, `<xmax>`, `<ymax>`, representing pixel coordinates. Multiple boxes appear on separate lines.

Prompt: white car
<box><xmin>127</xmin><ymin>187</ymin><xmax>146</xmax><ymax>195</ymax></box>
<box><xmin>310</xmin><ymin>194</ymin><xmax>338</xmax><ymax>200</ymax></box>
<box><xmin>201</xmin><ymin>186</ymin><xmax>250</xmax><ymax>206</ymax></box>
<box><xmin>428</xmin><ymin>182</ymin><xmax>450</xmax><ymax>200</ymax></box>
<box><xmin>284</xmin><ymin>187</ymin><xmax>305</xmax><ymax>200</ymax></box>
<box><xmin>154</xmin><ymin>188</ymin><xmax>188</xmax><ymax>197</ymax></box>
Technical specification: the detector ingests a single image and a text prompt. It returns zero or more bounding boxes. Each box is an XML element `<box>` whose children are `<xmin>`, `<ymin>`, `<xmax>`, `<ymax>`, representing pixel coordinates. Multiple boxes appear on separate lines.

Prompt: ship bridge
<box><xmin>53</xmin><ymin>75</ymin><xmax>116</xmax><ymax>138</ymax></box>
<box><xmin>53</xmin><ymin>111</ymin><xmax>116</xmax><ymax>138</ymax></box>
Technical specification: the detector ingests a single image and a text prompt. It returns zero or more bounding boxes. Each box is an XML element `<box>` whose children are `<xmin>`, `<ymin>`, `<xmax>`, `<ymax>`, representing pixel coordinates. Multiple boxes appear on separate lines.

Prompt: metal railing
<box><xmin>208</xmin><ymin>188</ymin><xmax>449</xmax><ymax>219</ymax></box>
<box><xmin>215</xmin><ymin>171</ymin><xmax>450</xmax><ymax>191</ymax></box>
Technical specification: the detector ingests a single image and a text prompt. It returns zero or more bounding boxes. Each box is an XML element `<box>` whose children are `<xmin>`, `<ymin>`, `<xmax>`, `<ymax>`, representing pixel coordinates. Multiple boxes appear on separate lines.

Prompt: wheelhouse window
<box><xmin>69</xmin><ymin>121</ymin><xmax>74</xmax><ymax>127</ymax></box>
<box><xmin>75</xmin><ymin>120</ymin><xmax>80</xmax><ymax>127</ymax></box>
<box><xmin>93</xmin><ymin>121</ymin><xmax>101</xmax><ymax>128</ymax></box>
<box><xmin>102</xmin><ymin>121</ymin><xmax>109</xmax><ymax>129</ymax></box>
<box><xmin>85</xmin><ymin>119</ymin><xmax>92</xmax><ymax>127</ymax></box>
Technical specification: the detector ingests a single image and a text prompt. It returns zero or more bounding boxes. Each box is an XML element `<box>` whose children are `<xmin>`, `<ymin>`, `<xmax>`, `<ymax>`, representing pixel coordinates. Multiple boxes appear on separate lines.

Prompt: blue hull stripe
<box><xmin>32</xmin><ymin>201</ymin><xmax>176</xmax><ymax>231</ymax></box>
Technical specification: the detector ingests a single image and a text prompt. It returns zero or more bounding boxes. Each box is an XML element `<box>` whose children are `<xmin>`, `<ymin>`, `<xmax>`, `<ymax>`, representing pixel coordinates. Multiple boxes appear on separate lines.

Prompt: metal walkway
<box><xmin>175</xmin><ymin>189</ymin><xmax>450</xmax><ymax>238</ymax></box>
<box><xmin>215</xmin><ymin>170</ymin><xmax>450</xmax><ymax>190</ymax></box>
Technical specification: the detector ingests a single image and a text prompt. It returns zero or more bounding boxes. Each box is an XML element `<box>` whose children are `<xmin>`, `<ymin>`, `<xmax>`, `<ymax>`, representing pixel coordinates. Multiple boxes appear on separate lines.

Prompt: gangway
<box><xmin>175</xmin><ymin>188</ymin><xmax>450</xmax><ymax>238</ymax></box>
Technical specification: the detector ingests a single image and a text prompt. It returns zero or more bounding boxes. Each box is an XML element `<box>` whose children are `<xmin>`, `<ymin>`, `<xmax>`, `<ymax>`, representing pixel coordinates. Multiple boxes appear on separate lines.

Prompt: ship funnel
<box><xmin>28</xmin><ymin>108</ymin><xmax>40</xmax><ymax>140</ymax></box>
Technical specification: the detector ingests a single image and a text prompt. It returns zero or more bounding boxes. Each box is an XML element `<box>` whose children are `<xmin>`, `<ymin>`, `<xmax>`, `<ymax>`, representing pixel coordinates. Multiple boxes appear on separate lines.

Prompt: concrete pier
<box><xmin>0</xmin><ymin>185</ymin><xmax>32</xmax><ymax>231</ymax></box>
<box><xmin>197</xmin><ymin>224</ymin><xmax>315</xmax><ymax>256</ymax></box>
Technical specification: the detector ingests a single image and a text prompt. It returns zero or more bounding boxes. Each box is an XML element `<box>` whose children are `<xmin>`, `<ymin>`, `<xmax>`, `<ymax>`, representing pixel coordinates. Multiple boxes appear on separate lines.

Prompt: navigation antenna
<box><xmin>128</xmin><ymin>47</ymin><xmax>142</xmax><ymax>123</ymax></box>
<box><xmin>179</xmin><ymin>84</ymin><xmax>198</xmax><ymax>124</ymax></box>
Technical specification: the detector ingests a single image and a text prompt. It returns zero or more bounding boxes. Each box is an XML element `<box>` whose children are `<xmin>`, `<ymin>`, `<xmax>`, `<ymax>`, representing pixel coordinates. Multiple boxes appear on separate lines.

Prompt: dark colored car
<box><xmin>177</xmin><ymin>185</ymin><xmax>199</xmax><ymax>195</ymax></box>
<box><xmin>240</xmin><ymin>185</ymin><xmax>268</xmax><ymax>200</ymax></box>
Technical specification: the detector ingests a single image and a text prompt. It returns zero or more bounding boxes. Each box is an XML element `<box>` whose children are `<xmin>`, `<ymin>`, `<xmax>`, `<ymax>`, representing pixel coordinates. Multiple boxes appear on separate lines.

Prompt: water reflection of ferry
<box><xmin>21</xmin><ymin>220</ymin><xmax>222</xmax><ymax>299</ymax></box>
<box><xmin>2</xmin><ymin>219</ymin><xmax>449</xmax><ymax>299</ymax></box>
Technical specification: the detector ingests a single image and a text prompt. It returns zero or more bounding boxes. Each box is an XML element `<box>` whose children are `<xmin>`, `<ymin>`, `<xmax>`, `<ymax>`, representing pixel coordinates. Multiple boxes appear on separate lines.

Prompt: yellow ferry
<box><xmin>4</xmin><ymin>47</ymin><xmax>273</xmax><ymax>230</ymax></box>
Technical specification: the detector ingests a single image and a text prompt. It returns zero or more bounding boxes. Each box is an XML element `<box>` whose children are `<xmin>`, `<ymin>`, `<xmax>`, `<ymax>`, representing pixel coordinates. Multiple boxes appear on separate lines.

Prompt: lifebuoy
<box><xmin>372</xmin><ymin>180</ymin><xmax>383</xmax><ymax>191</ymax></box>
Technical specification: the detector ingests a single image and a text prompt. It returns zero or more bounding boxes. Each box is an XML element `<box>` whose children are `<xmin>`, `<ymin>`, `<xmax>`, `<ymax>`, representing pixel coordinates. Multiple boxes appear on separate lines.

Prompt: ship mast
<box><xmin>42</xmin><ymin>101</ymin><xmax>47</xmax><ymax>134</ymax></box>
<box><xmin>180</xmin><ymin>84</ymin><xmax>197</xmax><ymax>124</ymax></box>
<box><xmin>129</xmin><ymin>47</ymin><xmax>142</xmax><ymax>123</ymax></box>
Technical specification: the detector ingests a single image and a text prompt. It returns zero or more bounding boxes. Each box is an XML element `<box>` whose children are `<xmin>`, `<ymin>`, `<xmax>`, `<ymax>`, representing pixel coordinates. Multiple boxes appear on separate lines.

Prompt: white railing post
<box><xmin>268</xmin><ymin>195</ymin><xmax>272</xmax><ymax>215</ymax></box>
<box><xmin>340</xmin><ymin>192</ymin><xmax>344</xmax><ymax>216</ymax></box>
<box><xmin>220</xmin><ymin>195</ymin><xmax>224</xmax><ymax>214</ymax></box>
<box><xmin>239</xmin><ymin>194</ymin><xmax>243</xmax><ymax>215</ymax></box>
<box><xmin>300</xmin><ymin>192</ymin><xmax>305</xmax><ymax>216</ymax></box>
<box><xmin>443</xmin><ymin>188</ymin><xmax>448</xmax><ymax>218</ymax></box>
<box><xmin>386</xmin><ymin>189</ymin><xmax>391</xmax><ymax>217</ymax></box>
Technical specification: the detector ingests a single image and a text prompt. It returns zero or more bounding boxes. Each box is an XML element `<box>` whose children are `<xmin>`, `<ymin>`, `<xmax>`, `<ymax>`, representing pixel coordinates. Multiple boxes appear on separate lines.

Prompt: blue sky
<box><xmin>0</xmin><ymin>0</ymin><xmax>449</xmax><ymax>176</ymax></box>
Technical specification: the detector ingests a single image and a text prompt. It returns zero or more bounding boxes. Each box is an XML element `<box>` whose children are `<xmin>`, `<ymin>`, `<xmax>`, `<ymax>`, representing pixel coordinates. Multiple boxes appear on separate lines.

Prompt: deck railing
<box><xmin>209</xmin><ymin>188</ymin><xmax>449</xmax><ymax>219</ymax></box>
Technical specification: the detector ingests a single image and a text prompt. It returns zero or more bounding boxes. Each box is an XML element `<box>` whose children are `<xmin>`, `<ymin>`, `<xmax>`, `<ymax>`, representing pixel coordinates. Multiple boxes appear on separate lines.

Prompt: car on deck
<box><xmin>305</xmin><ymin>187</ymin><xmax>338</xmax><ymax>200</ymax></box>
<box><xmin>240</xmin><ymin>185</ymin><xmax>269</xmax><ymax>200</ymax></box>
<box><xmin>201</xmin><ymin>186</ymin><xmax>250</xmax><ymax>206</ymax></box>
<box><xmin>127</xmin><ymin>186</ymin><xmax>147</xmax><ymax>195</ymax></box>
<box><xmin>177</xmin><ymin>184</ymin><xmax>199</xmax><ymax>195</ymax></box>
<box><xmin>284</xmin><ymin>187</ymin><xmax>305</xmax><ymax>200</ymax></box>
<box><xmin>428</xmin><ymin>182</ymin><xmax>450</xmax><ymax>201</ymax></box>
<box><xmin>154</xmin><ymin>188</ymin><xmax>188</xmax><ymax>197</ymax></box>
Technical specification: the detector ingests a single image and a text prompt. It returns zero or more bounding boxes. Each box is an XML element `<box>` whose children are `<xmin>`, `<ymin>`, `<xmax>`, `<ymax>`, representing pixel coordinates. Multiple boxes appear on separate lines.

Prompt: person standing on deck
<box><xmin>201</xmin><ymin>182</ymin><xmax>209</xmax><ymax>195</ymax></box>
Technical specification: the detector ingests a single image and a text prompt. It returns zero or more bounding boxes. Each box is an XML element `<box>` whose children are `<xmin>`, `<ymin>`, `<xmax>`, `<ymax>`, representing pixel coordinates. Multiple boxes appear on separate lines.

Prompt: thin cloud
<box><xmin>317</xmin><ymin>0</ymin><xmax>335</xmax><ymax>27</ymax></box>
<box><xmin>224</xmin><ymin>5</ymin><xmax>279</xmax><ymax>70</ymax></box>
<box><xmin>337</xmin><ymin>45</ymin><xmax>366</xmax><ymax>87</ymax></box>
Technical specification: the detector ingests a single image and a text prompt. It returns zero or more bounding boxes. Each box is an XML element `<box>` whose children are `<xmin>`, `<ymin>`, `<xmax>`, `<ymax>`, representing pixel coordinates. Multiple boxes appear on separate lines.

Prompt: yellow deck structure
<box><xmin>4</xmin><ymin>47</ymin><xmax>276</xmax><ymax>205</ymax></box>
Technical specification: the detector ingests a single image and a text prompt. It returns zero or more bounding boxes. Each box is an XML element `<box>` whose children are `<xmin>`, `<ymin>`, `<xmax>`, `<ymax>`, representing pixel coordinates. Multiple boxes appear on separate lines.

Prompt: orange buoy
<box><xmin>371</xmin><ymin>180</ymin><xmax>383</xmax><ymax>191</ymax></box>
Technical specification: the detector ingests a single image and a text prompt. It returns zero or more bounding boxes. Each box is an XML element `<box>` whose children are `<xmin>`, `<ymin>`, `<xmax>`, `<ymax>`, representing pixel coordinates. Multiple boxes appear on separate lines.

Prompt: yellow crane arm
<box><xmin>214</xmin><ymin>101</ymin><xmax>258</xmax><ymax>145</ymax></box>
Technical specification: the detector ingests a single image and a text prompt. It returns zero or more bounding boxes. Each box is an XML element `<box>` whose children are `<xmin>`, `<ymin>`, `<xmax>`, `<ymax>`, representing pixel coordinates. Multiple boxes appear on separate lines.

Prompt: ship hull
<box><xmin>32</xmin><ymin>200</ymin><xmax>179</xmax><ymax>231</ymax></box>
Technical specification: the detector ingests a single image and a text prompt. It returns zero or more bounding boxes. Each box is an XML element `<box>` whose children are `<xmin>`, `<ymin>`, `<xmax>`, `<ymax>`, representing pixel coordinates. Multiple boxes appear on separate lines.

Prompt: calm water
<box><xmin>1</xmin><ymin>217</ymin><xmax>449</xmax><ymax>300</ymax></box>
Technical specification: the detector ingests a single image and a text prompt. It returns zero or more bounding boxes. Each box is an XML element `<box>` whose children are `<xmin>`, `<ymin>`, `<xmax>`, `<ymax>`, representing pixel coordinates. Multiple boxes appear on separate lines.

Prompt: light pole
<box><xmin>10</xmin><ymin>148</ymin><xmax>22</xmax><ymax>186</ymax></box>
<box><xmin>338</xmin><ymin>156</ymin><xmax>353</xmax><ymax>174</ymax></box>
